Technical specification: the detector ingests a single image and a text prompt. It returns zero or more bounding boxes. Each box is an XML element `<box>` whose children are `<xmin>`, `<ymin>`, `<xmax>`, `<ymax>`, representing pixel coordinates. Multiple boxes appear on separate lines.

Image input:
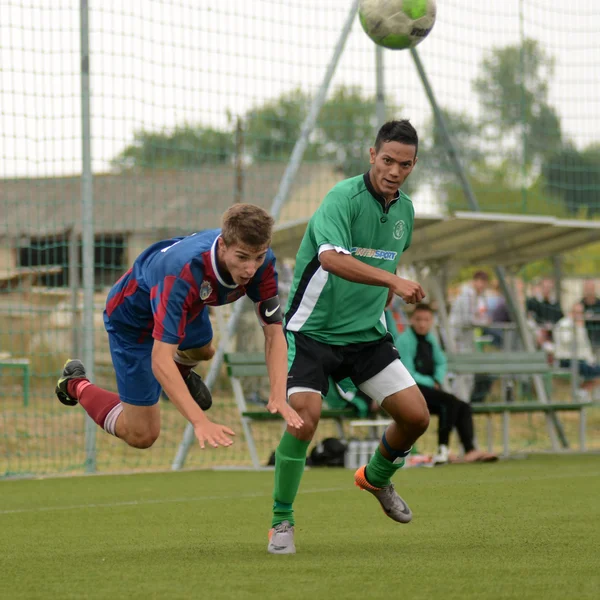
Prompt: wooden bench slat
<box><xmin>449</xmin><ymin>364</ymin><xmax>550</xmax><ymax>375</ymax></box>
<box><xmin>471</xmin><ymin>402</ymin><xmax>593</xmax><ymax>414</ymax></box>
<box><xmin>0</xmin><ymin>358</ymin><xmax>30</xmax><ymax>366</ymax></box>
<box><xmin>227</xmin><ymin>365</ymin><xmax>268</xmax><ymax>377</ymax></box>
<box><xmin>224</xmin><ymin>352</ymin><xmax>265</xmax><ymax>365</ymax></box>
<box><xmin>447</xmin><ymin>351</ymin><xmax>550</xmax><ymax>375</ymax></box>
<box><xmin>447</xmin><ymin>352</ymin><xmax>547</xmax><ymax>364</ymax></box>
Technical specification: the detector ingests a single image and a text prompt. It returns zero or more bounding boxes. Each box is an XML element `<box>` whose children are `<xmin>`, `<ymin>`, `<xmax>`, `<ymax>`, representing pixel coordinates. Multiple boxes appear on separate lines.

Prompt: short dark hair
<box><xmin>374</xmin><ymin>120</ymin><xmax>418</xmax><ymax>156</ymax></box>
<box><xmin>473</xmin><ymin>270</ymin><xmax>489</xmax><ymax>282</ymax></box>
<box><xmin>413</xmin><ymin>303</ymin><xmax>433</xmax><ymax>314</ymax></box>
<box><xmin>221</xmin><ymin>203</ymin><xmax>274</xmax><ymax>248</ymax></box>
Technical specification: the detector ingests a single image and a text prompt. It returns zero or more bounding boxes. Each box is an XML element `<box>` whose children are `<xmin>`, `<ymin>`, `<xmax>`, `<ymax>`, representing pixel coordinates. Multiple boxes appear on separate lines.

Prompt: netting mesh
<box><xmin>1</xmin><ymin>0</ymin><xmax>599</xmax><ymax>477</ymax></box>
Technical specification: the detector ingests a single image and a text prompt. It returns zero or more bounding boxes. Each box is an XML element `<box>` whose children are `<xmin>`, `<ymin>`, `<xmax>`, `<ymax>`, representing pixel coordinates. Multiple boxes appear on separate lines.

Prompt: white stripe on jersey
<box><xmin>286</xmin><ymin>266</ymin><xmax>329</xmax><ymax>331</ymax></box>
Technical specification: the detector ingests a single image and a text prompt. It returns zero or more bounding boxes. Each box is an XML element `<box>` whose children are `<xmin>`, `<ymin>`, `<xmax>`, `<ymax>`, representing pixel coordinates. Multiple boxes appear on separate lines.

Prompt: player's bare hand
<box><xmin>390</xmin><ymin>277</ymin><xmax>425</xmax><ymax>304</ymax></box>
<box><xmin>267</xmin><ymin>398</ymin><xmax>304</xmax><ymax>429</ymax></box>
<box><xmin>194</xmin><ymin>419</ymin><xmax>235</xmax><ymax>449</ymax></box>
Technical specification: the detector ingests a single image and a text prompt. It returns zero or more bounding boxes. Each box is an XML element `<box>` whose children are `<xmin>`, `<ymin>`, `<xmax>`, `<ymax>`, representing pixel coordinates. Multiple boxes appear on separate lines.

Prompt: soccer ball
<box><xmin>358</xmin><ymin>0</ymin><xmax>437</xmax><ymax>50</ymax></box>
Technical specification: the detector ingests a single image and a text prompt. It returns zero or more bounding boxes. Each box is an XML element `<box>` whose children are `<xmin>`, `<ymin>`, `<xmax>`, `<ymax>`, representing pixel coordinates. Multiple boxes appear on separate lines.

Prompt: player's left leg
<box><xmin>175</xmin><ymin>309</ymin><xmax>215</xmax><ymax>410</ymax></box>
<box><xmin>351</xmin><ymin>337</ymin><xmax>429</xmax><ymax>522</ymax></box>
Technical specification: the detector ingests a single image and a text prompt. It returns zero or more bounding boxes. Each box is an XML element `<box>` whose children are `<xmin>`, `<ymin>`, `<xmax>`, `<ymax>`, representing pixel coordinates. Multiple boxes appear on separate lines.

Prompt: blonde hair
<box><xmin>221</xmin><ymin>204</ymin><xmax>274</xmax><ymax>248</ymax></box>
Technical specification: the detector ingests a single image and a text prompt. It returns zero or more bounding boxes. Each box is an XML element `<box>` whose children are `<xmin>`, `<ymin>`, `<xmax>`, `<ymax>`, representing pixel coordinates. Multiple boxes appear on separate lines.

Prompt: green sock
<box><xmin>365</xmin><ymin>447</ymin><xmax>405</xmax><ymax>488</ymax></box>
<box><xmin>271</xmin><ymin>431</ymin><xmax>310</xmax><ymax>527</ymax></box>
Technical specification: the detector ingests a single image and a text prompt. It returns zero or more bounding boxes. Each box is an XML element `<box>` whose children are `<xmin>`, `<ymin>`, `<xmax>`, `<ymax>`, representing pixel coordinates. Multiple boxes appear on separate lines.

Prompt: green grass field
<box><xmin>1</xmin><ymin>455</ymin><xmax>599</xmax><ymax>600</ymax></box>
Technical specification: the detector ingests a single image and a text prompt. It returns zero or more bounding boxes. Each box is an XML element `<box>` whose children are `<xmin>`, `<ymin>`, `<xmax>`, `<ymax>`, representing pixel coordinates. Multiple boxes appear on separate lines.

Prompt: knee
<box><xmin>128</xmin><ymin>430</ymin><xmax>160</xmax><ymax>449</ymax></box>
<box><xmin>296</xmin><ymin>414</ymin><xmax>320</xmax><ymax>440</ymax></box>
<box><xmin>410</xmin><ymin>407</ymin><xmax>430</xmax><ymax>436</ymax></box>
<box><xmin>289</xmin><ymin>399</ymin><xmax>321</xmax><ymax>441</ymax></box>
<box><xmin>177</xmin><ymin>345</ymin><xmax>215</xmax><ymax>363</ymax></box>
<box><xmin>391</xmin><ymin>401</ymin><xmax>430</xmax><ymax>436</ymax></box>
<box><xmin>199</xmin><ymin>345</ymin><xmax>215</xmax><ymax>361</ymax></box>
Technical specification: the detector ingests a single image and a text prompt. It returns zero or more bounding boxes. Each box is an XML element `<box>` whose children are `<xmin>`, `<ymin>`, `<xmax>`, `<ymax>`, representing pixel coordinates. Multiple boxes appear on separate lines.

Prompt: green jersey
<box><xmin>285</xmin><ymin>173</ymin><xmax>414</xmax><ymax>345</ymax></box>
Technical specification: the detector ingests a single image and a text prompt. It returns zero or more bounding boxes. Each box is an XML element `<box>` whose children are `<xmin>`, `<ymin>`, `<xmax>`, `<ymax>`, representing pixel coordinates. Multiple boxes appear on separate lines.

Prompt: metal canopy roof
<box><xmin>405</xmin><ymin>212</ymin><xmax>600</xmax><ymax>268</ymax></box>
<box><xmin>272</xmin><ymin>212</ymin><xmax>600</xmax><ymax>267</ymax></box>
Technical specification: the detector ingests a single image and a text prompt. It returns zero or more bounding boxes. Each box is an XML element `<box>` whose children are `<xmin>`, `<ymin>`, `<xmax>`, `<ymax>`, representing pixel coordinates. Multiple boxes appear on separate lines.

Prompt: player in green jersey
<box><xmin>267</xmin><ymin>120</ymin><xmax>429</xmax><ymax>554</ymax></box>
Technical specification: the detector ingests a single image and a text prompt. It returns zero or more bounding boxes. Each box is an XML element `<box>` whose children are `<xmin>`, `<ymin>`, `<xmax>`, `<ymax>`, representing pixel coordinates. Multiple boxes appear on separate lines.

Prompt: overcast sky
<box><xmin>1</xmin><ymin>0</ymin><xmax>599</xmax><ymax>184</ymax></box>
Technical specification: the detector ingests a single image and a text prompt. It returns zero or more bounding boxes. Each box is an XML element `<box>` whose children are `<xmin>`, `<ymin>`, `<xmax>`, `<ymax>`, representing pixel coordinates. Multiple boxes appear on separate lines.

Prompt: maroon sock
<box><xmin>68</xmin><ymin>378</ymin><xmax>121</xmax><ymax>429</ymax></box>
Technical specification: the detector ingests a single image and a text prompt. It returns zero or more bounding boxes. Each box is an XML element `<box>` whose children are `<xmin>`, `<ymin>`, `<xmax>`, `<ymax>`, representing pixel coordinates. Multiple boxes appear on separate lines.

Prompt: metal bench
<box><xmin>447</xmin><ymin>351</ymin><xmax>594</xmax><ymax>454</ymax></box>
<box><xmin>224</xmin><ymin>351</ymin><xmax>354</xmax><ymax>468</ymax></box>
<box><xmin>0</xmin><ymin>356</ymin><xmax>31</xmax><ymax>407</ymax></box>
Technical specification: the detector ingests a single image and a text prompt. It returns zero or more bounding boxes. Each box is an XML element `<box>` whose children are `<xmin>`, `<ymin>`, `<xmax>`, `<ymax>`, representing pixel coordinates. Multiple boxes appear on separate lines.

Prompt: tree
<box><xmin>417</xmin><ymin>108</ymin><xmax>485</xmax><ymax>185</ymax></box>
<box><xmin>318</xmin><ymin>85</ymin><xmax>398</xmax><ymax>177</ymax></box>
<box><xmin>473</xmin><ymin>38</ymin><xmax>562</xmax><ymax>171</ymax></box>
<box><xmin>111</xmin><ymin>124</ymin><xmax>234</xmax><ymax>171</ymax></box>
<box><xmin>543</xmin><ymin>145</ymin><xmax>600</xmax><ymax>216</ymax></box>
<box><xmin>243</xmin><ymin>89</ymin><xmax>319</xmax><ymax>161</ymax></box>
<box><xmin>242</xmin><ymin>85</ymin><xmax>399</xmax><ymax>172</ymax></box>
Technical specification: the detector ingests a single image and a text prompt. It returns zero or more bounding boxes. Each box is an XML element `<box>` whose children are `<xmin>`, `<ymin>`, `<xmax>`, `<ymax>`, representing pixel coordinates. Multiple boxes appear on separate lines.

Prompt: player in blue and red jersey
<box><xmin>55</xmin><ymin>204</ymin><xmax>303</xmax><ymax>450</ymax></box>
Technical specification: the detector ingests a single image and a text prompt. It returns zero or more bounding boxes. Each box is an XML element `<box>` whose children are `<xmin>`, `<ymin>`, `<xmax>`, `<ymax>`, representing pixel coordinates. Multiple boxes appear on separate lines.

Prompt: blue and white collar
<box><xmin>210</xmin><ymin>235</ymin><xmax>238</xmax><ymax>289</ymax></box>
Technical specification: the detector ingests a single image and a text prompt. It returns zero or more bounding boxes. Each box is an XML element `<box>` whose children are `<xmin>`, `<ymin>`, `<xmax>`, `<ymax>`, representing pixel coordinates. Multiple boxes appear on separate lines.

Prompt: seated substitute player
<box><xmin>55</xmin><ymin>204</ymin><xmax>303</xmax><ymax>450</ymax></box>
<box><xmin>268</xmin><ymin>120</ymin><xmax>430</xmax><ymax>555</ymax></box>
<box><xmin>395</xmin><ymin>303</ymin><xmax>498</xmax><ymax>464</ymax></box>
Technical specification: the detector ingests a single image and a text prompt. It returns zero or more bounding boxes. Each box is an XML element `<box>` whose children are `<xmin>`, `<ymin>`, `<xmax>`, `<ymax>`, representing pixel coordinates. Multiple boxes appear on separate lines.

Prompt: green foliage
<box><xmin>318</xmin><ymin>85</ymin><xmax>399</xmax><ymax>176</ymax></box>
<box><xmin>111</xmin><ymin>124</ymin><xmax>234</xmax><ymax>171</ymax></box>
<box><xmin>444</xmin><ymin>172</ymin><xmax>569</xmax><ymax>218</ymax></box>
<box><xmin>112</xmin><ymin>85</ymin><xmax>393</xmax><ymax>170</ymax></box>
<box><xmin>473</xmin><ymin>39</ymin><xmax>562</xmax><ymax>170</ymax></box>
<box><xmin>418</xmin><ymin>108</ymin><xmax>485</xmax><ymax>185</ymax></box>
<box><xmin>543</xmin><ymin>145</ymin><xmax>600</xmax><ymax>217</ymax></box>
<box><xmin>243</xmin><ymin>88</ymin><xmax>319</xmax><ymax>161</ymax></box>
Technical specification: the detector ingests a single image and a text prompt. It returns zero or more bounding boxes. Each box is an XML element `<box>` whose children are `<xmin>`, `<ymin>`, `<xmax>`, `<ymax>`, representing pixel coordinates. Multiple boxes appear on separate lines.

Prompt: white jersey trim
<box><xmin>210</xmin><ymin>235</ymin><xmax>237</xmax><ymax>289</ymax></box>
<box><xmin>286</xmin><ymin>266</ymin><xmax>329</xmax><ymax>331</ymax></box>
<box><xmin>318</xmin><ymin>243</ymin><xmax>350</xmax><ymax>256</ymax></box>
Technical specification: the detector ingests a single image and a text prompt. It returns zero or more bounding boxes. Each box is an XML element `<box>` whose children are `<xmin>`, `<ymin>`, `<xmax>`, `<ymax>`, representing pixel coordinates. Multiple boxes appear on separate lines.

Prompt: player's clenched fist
<box><xmin>389</xmin><ymin>277</ymin><xmax>425</xmax><ymax>304</ymax></box>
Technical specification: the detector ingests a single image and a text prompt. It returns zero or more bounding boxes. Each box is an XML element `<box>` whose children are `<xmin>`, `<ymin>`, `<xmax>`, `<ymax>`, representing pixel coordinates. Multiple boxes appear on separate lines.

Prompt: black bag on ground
<box><xmin>309</xmin><ymin>438</ymin><xmax>347</xmax><ymax>467</ymax></box>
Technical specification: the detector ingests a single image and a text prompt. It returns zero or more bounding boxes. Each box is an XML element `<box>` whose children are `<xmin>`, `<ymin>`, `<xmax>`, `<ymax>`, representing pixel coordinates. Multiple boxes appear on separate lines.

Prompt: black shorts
<box><xmin>285</xmin><ymin>330</ymin><xmax>400</xmax><ymax>397</ymax></box>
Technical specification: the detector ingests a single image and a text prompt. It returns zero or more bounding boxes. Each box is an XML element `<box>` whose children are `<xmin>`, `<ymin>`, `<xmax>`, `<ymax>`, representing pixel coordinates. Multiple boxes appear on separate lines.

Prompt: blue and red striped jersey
<box><xmin>105</xmin><ymin>229</ymin><xmax>278</xmax><ymax>344</ymax></box>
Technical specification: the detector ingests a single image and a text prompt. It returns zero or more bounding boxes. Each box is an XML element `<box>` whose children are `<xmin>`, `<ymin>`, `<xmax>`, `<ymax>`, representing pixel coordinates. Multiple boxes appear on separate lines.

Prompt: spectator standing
<box><xmin>449</xmin><ymin>271</ymin><xmax>491</xmax><ymax>401</ymax></box>
<box><xmin>580</xmin><ymin>279</ymin><xmax>600</xmax><ymax>349</ymax></box>
<box><xmin>554</xmin><ymin>303</ymin><xmax>600</xmax><ymax>398</ymax></box>
<box><xmin>526</xmin><ymin>278</ymin><xmax>563</xmax><ymax>351</ymax></box>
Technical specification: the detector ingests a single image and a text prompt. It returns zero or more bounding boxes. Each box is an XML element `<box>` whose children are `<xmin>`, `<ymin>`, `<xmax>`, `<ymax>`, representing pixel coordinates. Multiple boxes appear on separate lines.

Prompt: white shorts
<box><xmin>357</xmin><ymin>359</ymin><xmax>416</xmax><ymax>405</ymax></box>
<box><xmin>289</xmin><ymin>359</ymin><xmax>416</xmax><ymax>405</ymax></box>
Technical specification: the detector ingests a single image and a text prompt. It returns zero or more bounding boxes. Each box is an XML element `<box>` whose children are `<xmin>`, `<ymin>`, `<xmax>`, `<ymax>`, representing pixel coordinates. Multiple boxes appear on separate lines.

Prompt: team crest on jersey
<box><xmin>393</xmin><ymin>220</ymin><xmax>406</xmax><ymax>241</ymax></box>
<box><xmin>200</xmin><ymin>280</ymin><xmax>213</xmax><ymax>301</ymax></box>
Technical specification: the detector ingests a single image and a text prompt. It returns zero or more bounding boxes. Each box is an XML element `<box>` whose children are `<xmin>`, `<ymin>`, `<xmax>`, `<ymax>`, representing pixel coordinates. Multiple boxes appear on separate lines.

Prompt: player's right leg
<box><xmin>268</xmin><ymin>330</ymin><xmax>339</xmax><ymax>555</ymax></box>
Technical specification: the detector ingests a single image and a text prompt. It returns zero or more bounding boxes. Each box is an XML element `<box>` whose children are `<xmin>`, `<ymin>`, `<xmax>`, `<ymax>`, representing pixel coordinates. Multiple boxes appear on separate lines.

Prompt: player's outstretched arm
<box><xmin>319</xmin><ymin>250</ymin><xmax>425</xmax><ymax>304</ymax></box>
<box><xmin>151</xmin><ymin>340</ymin><xmax>235</xmax><ymax>448</ymax></box>
<box><xmin>262</xmin><ymin>324</ymin><xmax>304</xmax><ymax>429</ymax></box>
